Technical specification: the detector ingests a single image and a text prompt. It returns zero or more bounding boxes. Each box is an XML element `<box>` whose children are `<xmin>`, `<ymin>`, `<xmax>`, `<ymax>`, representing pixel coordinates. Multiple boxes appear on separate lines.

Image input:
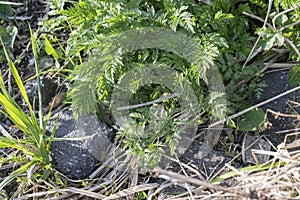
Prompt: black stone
<box><xmin>47</xmin><ymin>107</ymin><xmax>115</xmax><ymax>179</ymax></box>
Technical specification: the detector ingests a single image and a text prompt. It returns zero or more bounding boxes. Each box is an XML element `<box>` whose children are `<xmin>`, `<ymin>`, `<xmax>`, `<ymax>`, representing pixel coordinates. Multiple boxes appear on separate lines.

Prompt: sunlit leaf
<box><xmin>237</xmin><ymin>109</ymin><xmax>268</xmax><ymax>131</ymax></box>
<box><xmin>45</xmin><ymin>37</ymin><xmax>59</xmax><ymax>59</ymax></box>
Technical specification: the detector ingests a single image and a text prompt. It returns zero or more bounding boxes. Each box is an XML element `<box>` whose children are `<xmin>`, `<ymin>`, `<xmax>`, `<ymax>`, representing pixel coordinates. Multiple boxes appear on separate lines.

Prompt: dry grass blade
<box><xmin>103</xmin><ymin>183</ymin><xmax>159</xmax><ymax>200</ymax></box>
<box><xmin>153</xmin><ymin>167</ymin><xmax>250</xmax><ymax>198</ymax></box>
<box><xmin>234</xmin><ymin>132</ymin><xmax>300</xmax><ymax>199</ymax></box>
<box><xmin>15</xmin><ymin>187</ymin><xmax>107</xmax><ymax>200</ymax></box>
<box><xmin>0</xmin><ymin>123</ymin><xmax>12</xmax><ymax>139</ymax></box>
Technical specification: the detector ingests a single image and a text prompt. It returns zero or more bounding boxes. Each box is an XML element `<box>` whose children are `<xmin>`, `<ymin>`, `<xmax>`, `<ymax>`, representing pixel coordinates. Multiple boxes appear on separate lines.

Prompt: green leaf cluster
<box><xmin>41</xmin><ymin>0</ymin><xmax>300</xmax><ymax>168</ymax></box>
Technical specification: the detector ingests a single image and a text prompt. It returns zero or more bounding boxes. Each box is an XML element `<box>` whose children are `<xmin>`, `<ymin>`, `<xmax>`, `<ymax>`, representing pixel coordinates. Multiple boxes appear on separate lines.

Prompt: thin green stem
<box><xmin>29</xmin><ymin>26</ymin><xmax>43</xmax><ymax>130</ymax></box>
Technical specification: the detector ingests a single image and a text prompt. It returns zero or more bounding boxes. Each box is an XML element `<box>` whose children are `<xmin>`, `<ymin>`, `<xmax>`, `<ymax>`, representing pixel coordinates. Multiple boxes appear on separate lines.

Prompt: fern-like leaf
<box><xmin>70</xmin><ymin>27</ymin><xmax>221</xmax><ymax>120</ymax></box>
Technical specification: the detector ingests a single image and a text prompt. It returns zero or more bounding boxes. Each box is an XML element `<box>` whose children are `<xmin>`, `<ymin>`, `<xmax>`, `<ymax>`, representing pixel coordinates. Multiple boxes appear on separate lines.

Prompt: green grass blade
<box><xmin>0</xmin><ymin>37</ymin><xmax>40</xmax><ymax>133</ymax></box>
<box><xmin>45</xmin><ymin>112</ymin><xmax>58</xmax><ymax>152</ymax></box>
<box><xmin>0</xmin><ymin>160</ymin><xmax>38</xmax><ymax>191</ymax></box>
<box><xmin>0</xmin><ymin>136</ymin><xmax>17</xmax><ymax>148</ymax></box>
<box><xmin>0</xmin><ymin>93</ymin><xmax>43</xmax><ymax>144</ymax></box>
<box><xmin>0</xmin><ymin>70</ymin><xmax>11</xmax><ymax>99</ymax></box>
<box><xmin>1</xmin><ymin>36</ymin><xmax>42</xmax><ymax>145</ymax></box>
<box><xmin>1</xmin><ymin>33</ymin><xmax>49</xmax><ymax>163</ymax></box>
<box><xmin>0</xmin><ymin>137</ymin><xmax>36</xmax><ymax>156</ymax></box>
<box><xmin>29</xmin><ymin>27</ymin><xmax>50</xmax><ymax>164</ymax></box>
<box><xmin>0</xmin><ymin>93</ymin><xmax>30</xmax><ymax>132</ymax></box>
<box><xmin>0</xmin><ymin>38</ymin><xmax>31</xmax><ymax>109</ymax></box>
<box><xmin>210</xmin><ymin>162</ymin><xmax>285</xmax><ymax>184</ymax></box>
<box><xmin>29</xmin><ymin>26</ymin><xmax>43</xmax><ymax>130</ymax></box>
<box><xmin>0</xmin><ymin>92</ymin><xmax>49</xmax><ymax>163</ymax></box>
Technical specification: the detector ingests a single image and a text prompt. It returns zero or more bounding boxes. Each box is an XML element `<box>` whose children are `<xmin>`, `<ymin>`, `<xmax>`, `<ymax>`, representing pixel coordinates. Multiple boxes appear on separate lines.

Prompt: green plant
<box><xmin>35</xmin><ymin>0</ymin><xmax>268</xmax><ymax>167</ymax></box>
<box><xmin>0</xmin><ymin>29</ymin><xmax>53</xmax><ymax>191</ymax></box>
<box><xmin>246</xmin><ymin>0</ymin><xmax>300</xmax><ymax>101</ymax></box>
<box><xmin>42</xmin><ymin>0</ymin><xmax>274</xmax><ymax>110</ymax></box>
<box><xmin>40</xmin><ymin>0</ymin><xmax>300</xmax><ymax>169</ymax></box>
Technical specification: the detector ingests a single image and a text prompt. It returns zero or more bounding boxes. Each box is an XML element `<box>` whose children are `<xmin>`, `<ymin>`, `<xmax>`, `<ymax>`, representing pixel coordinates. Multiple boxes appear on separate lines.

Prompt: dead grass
<box><xmin>3</xmin><ymin>133</ymin><xmax>298</xmax><ymax>200</ymax></box>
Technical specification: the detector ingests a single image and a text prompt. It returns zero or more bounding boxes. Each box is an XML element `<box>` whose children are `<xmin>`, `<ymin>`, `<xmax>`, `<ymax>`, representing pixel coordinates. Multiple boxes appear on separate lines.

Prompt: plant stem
<box><xmin>243</xmin><ymin>11</ymin><xmax>300</xmax><ymax>60</ymax></box>
<box><xmin>29</xmin><ymin>27</ymin><xmax>43</xmax><ymax>129</ymax></box>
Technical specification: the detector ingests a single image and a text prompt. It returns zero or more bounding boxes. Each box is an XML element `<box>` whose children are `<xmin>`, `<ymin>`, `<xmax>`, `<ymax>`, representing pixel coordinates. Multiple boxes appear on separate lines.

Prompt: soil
<box><xmin>256</xmin><ymin>69</ymin><xmax>300</xmax><ymax>146</ymax></box>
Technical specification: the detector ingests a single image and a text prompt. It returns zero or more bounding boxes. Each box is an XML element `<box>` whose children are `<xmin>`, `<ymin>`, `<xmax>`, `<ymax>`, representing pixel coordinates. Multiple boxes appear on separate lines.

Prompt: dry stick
<box><xmin>153</xmin><ymin>167</ymin><xmax>250</xmax><ymax>197</ymax></box>
<box><xmin>0</xmin><ymin>123</ymin><xmax>13</xmax><ymax>139</ymax></box>
<box><xmin>174</xmin><ymin>154</ymin><xmax>195</xmax><ymax>200</ymax></box>
<box><xmin>209</xmin><ymin>135</ymin><xmax>273</xmax><ymax>182</ymax></box>
<box><xmin>284</xmin><ymin>37</ymin><xmax>300</xmax><ymax>58</ymax></box>
<box><xmin>0</xmin><ymin>1</ymin><xmax>23</xmax><ymax>5</ymax></box>
<box><xmin>163</xmin><ymin>154</ymin><xmax>206</xmax><ymax>180</ymax></box>
<box><xmin>148</xmin><ymin>183</ymin><xmax>173</xmax><ymax>199</ymax></box>
<box><xmin>264</xmin><ymin>0</ymin><xmax>273</xmax><ymax>28</ymax></box>
<box><xmin>273</xmin><ymin>6</ymin><xmax>300</xmax><ymax>29</ymax></box>
<box><xmin>264</xmin><ymin>63</ymin><xmax>298</xmax><ymax>69</ymax></box>
<box><xmin>242</xmin><ymin>0</ymin><xmax>273</xmax><ymax>69</ymax></box>
<box><xmin>242</xmin><ymin>38</ymin><xmax>262</xmax><ymax>69</ymax></box>
<box><xmin>266</xmin><ymin>108</ymin><xmax>300</xmax><ymax>119</ymax></box>
<box><xmin>280</xmin><ymin>21</ymin><xmax>300</xmax><ymax>32</ymax></box>
<box><xmin>117</xmin><ymin>93</ymin><xmax>180</xmax><ymax>111</ymax></box>
<box><xmin>210</xmin><ymin>85</ymin><xmax>300</xmax><ymax>128</ymax></box>
<box><xmin>243</xmin><ymin>11</ymin><xmax>300</xmax><ymax>59</ymax></box>
<box><xmin>75</xmin><ymin>181</ymin><xmax>113</xmax><ymax>200</ymax></box>
<box><xmin>236</xmin><ymin>52</ymin><xmax>286</xmax><ymax>89</ymax></box>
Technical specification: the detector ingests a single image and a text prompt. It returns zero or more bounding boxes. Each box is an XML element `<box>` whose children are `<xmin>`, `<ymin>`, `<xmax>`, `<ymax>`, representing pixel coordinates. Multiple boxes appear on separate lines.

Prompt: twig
<box><xmin>147</xmin><ymin>182</ymin><xmax>173</xmax><ymax>199</ymax></box>
<box><xmin>273</xmin><ymin>6</ymin><xmax>300</xmax><ymax>29</ymax></box>
<box><xmin>276</xmin><ymin>128</ymin><xmax>300</xmax><ymax>134</ymax></box>
<box><xmin>242</xmin><ymin>0</ymin><xmax>273</xmax><ymax>69</ymax></box>
<box><xmin>153</xmin><ymin>167</ymin><xmax>250</xmax><ymax>197</ymax></box>
<box><xmin>37</xmin><ymin>31</ymin><xmax>68</xmax><ymax>38</ymax></box>
<box><xmin>263</xmin><ymin>62</ymin><xmax>298</xmax><ymax>68</ymax></box>
<box><xmin>117</xmin><ymin>93</ymin><xmax>180</xmax><ymax>111</ymax></box>
<box><xmin>280</xmin><ymin>21</ymin><xmax>300</xmax><ymax>32</ymax></box>
<box><xmin>242</xmin><ymin>39</ymin><xmax>262</xmax><ymax>69</ymax></box>
<box><xmin>266</xmin><ymin>108</ymin><xmax>300</xmax><ymax>120</ymax></box>
<box><xmin>0</xmin><ymin>1</ymin><xmax>23</xmax><ymax>5</ymax></box>
<box><xmin>6</xmin><ymin>16</ymin><xmax>32</xmax><ymax>20</ymax></box>
<box><xmin>210</xmin><ymin>85</ymin><xmax>300</xmax><ymax>127</ymax></box>
<box><xmin>288</xmin><ymin>100</ymin><xmax>300</xmax><ymax>107</ymax></box>
<box><xmin>163</xmin><ymin>154</ymin><xmax>206</xmax><ymax>180</ymax></box>
<box><xmin>174</xmin><ymin>154</ymin><xmax>195</xmax><ymax>199</ymax></box>
<box><xmin>236</xmin><ymin>52</ymin><xmax>286</xmax><ymax>89</ymax></box>
<box><xmin>209</xmin><ymin>135</ymin><xmax>274</xmax><ymax>182</ymax></box>
<box><xmin>264</xmin><ymin>0</ymin><xmax>273</xmax><ymax>28</ymax></box>
<box><xmin>243</xmin><ymin>11</ymin><xmax>300</xmax><ymax>59</ymax></box>
<box><xmin>283</xmin><ymin>37</ymin><xmax>300</xmax><ymax>59</ymax></box>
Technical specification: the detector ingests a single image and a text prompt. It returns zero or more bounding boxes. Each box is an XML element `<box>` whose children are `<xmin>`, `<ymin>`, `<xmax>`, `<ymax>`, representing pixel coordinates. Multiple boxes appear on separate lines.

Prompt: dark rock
<box><xmin>47</xmin><ymin>107</ymin><xmax>115</xmax><ymax>179</ymax></box>
<box><xmin>242</xmin><ymin>134</ymin><xmax>271</xmax><ymax>164</ymax></box>
<box><xmin>25</xmin><ymin>76</ymin><xmax>58</xmax><ymax>110</ymax></box>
